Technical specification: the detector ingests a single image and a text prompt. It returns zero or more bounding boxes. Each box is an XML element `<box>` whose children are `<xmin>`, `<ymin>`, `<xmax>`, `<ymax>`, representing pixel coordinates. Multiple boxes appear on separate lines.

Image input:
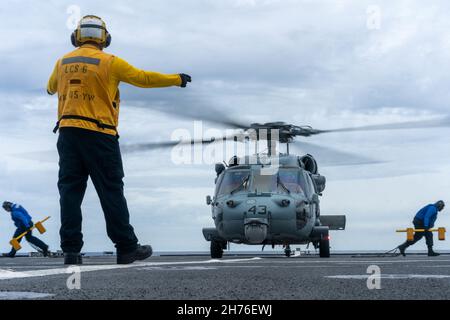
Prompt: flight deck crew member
<box><xmin>397</xmin><ymin>201</ymin><xmax>445</xmax><ymax>257</ymax></box>
<box><xmin>2</xmin><ymin>202</ymin><xmax>49</xmax><ymax>257</ymax></box>
<box><xmin>47</xmin><ymin>15</ymin><xmax>192</xmax><ymax>265</ymax></box>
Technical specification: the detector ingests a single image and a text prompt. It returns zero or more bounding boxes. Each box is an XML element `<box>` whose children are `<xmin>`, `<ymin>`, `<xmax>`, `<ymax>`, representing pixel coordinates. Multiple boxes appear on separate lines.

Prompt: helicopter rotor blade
<box><xmin>144</xmin><ymin>103</ymin><xmax>251</xmax><ymax>130</ymax></box>
<box><xmin>121</xmin><ymin>139</ymin><xmax>215</xmax><ymax>153</ymax></box>
<box><xmin>309</xmin><ymin>116</ymin><xmax>450</xmax><ymax>136</ymax></box>
<box><xmin>121</xmin><ymin>133</ymin><xmax>247</xmax><ymax>154</ymax></box>
<box><xmin>12</xmin><ymin>132</ymin><xmax>248</xmax><ymax>159</ymax></box>
<box><xmin>291</xmin><ymin>141</ymin><xmax>381</xmax><ymax>167</ymax></box>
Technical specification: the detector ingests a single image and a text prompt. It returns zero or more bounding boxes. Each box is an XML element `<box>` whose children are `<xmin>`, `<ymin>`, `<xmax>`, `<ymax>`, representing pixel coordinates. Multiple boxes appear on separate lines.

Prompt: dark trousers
<box><xmin>9</xmin><ymin>225</ymin><xmax>48</xmax><ymax>256</ymax></box>
<box><xmin>404</xmin><ymin>218</ymin><xmax>434</xmax><ymax>248</ymax></box>
<box><xmin>57</xmin><ymin>127</ymin><xmax>138</xmax><ymax>254</ymax></box>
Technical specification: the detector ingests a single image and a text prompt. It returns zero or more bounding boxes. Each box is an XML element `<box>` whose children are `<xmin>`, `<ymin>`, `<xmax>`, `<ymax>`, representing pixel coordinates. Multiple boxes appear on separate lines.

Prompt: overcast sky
<box><xmin>1</xmin><ymin>0</ymin><xmax>450</xmax><ymax>253</ymax></box>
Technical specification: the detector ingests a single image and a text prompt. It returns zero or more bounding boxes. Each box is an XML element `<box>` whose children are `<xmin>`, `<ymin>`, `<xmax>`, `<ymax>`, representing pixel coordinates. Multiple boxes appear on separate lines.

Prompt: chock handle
<box><xmin>396</xmin><ymin>227</ymin><xmax>446</xmax><ymax>241</ymax></box>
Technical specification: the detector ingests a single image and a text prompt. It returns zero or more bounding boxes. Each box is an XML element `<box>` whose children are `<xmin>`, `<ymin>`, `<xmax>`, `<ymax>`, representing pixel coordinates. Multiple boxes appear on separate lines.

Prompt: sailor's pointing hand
<box><xmin>179</xmin><ymin>74</ymin><xmax>192</xmax><ymax>88</ymax></box>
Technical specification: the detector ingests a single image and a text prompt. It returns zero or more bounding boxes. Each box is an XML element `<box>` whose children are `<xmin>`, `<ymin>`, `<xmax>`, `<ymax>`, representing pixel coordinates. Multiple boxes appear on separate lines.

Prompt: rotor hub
<box><xmin>248</xmin><ymin>122</ymin><xmax>318</xmax><ymax>143</ymax></box>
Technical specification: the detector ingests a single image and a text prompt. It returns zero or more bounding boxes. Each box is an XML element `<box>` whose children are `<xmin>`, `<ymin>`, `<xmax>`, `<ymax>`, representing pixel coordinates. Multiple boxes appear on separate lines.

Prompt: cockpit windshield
<box><xmin>216</xmin><ymin>168</ymin><xmax>310</xmax><ymax>196</ymax></box>
<box><xmin>251</xmin><ymin>169</ymin><xmax>308</xmax><ymax>195</ymax></box>
<box><xmin>217</xmin><ymin>170</ymin><xmax>250</xmax><ymax>195</ymax></box>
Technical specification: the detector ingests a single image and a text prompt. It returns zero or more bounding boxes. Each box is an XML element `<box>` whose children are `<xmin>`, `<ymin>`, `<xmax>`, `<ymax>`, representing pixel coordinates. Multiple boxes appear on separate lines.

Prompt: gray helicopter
<box><xmin>202</xmin><ymin>122</ymin><xmax>345</xmax><ymax>258</ymax></box>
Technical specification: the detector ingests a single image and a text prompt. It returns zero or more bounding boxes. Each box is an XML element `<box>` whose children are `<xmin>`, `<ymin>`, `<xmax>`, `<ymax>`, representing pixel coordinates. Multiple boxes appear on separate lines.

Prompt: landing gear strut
<box><xmin>211</xmin><ymin>240</ymin><xmax>226</xmax><ymax>259</ymax></box>
<box><xmin>284</xmin><ymin>245</ymin><xmax>292</xmax><ymax>257</ymax></box>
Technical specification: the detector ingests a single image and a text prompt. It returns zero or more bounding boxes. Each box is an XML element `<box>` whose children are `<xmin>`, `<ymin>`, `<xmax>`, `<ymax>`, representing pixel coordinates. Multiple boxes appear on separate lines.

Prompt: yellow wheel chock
<box><xmin>9</xmin><ymin>216</ymin><xmax>51</xmax><ymax>251</ymax></box>
<box><xmin>396</xmin><ymin>227</ymin><xmax>446</xmax><ymax>242</ymax></box>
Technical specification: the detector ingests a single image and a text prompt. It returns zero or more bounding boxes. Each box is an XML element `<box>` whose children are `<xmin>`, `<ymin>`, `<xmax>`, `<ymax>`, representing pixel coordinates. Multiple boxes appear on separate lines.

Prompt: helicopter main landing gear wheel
<box><xmin>211</xmin><ymin>240</ymin><xmax>225</xmax><ymax>259</ymax></box>
<box><xmin>284</xmin><ymin>245</ymin><xmax>292</xmax><ymax>257</ymax></box>
<box><xmin>319</xmin><ymin>237</ymin><xmax>330</xmax><ymax>258</ymax></box>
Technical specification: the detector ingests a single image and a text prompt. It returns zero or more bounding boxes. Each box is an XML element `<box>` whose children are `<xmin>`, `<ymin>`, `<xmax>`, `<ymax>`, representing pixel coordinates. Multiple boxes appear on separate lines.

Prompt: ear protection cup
<box><xmin>71</xmin><ymin>30</ymin><xmax>79</xmax><ymax>47</ymax></box>
<box><xmin>104</xmin><ymin>32</ymin><xmax>112</xmax><ymax>48</ymax></box>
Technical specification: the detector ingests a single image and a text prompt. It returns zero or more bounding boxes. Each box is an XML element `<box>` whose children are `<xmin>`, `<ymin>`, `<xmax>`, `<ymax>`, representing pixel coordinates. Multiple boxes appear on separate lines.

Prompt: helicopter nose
<box><xmin>244</xmin><ymin>218</ymin><xmax>269</xmax><ymax>244</ymax></box>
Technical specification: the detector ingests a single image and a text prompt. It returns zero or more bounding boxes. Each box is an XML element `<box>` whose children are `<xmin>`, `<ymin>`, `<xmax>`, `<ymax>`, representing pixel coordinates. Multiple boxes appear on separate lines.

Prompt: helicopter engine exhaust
<box><xmin>299</xmin><ymin>154</ymin><xmax>318</xmax><ymax>174</ymax></box>
<box><xmin>299</xmin><ymin>154</ymin><xmax>326</xmax><ymax>193</ymax></box>
<box><xmin>244</xmin><ymin>218</ymin><xmax>269</xmax><ymax>244</ymax></box>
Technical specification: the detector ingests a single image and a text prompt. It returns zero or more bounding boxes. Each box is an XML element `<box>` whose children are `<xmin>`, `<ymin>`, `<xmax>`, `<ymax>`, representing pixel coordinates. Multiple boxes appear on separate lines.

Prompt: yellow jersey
<box><xmin>47</xmin><ymin>44</ymin><xmax>182</xmax><ymax>136</ymax></box>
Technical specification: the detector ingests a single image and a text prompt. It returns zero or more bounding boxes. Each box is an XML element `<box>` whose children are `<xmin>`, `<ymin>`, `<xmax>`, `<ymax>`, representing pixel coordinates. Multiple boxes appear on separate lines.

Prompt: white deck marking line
<box><xmin>0</xmin><ymin>291</ymin><xmax>55</xmax><ymax>300</ymax></box>
<box><xmin>0</xmin><ymin>258</ymin><xmax>260</xmax><ymax>281</ymax></box>
<box><xmin>327</xmin><ymin>274</ymin><xmax>450</xmax><ymax>279</ymax></box>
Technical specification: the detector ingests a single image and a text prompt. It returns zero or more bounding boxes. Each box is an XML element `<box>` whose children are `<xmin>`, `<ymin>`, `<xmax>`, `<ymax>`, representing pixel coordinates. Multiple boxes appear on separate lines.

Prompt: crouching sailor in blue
<box><xmin>397</xmin><ymin>200</ymin><xmax>445</xmax><ymax>257</ymax></box>
<box><xmin>2</xmin><ymin>201</ymin><xmax>49</xmax><ymax>257</ymax></box>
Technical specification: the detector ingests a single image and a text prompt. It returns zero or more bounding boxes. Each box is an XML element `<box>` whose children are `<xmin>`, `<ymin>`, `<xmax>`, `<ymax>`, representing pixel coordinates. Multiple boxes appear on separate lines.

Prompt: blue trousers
<box><xmin>405</xmin><ymin>218</ymin><xmax>434</xmax><ymax>247</ymax></box>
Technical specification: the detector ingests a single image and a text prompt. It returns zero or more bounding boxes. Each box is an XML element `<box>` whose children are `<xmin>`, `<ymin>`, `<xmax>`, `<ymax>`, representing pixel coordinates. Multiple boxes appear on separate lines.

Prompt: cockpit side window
<box><xmin>214</xmin><ymin>173</ymin><xmax>225</xmax><ymax>196</ymax></box>
<box><xmin>301</xmin><ymin>172</ymin><xmax>315</xmax><ymax>197</ymax></box>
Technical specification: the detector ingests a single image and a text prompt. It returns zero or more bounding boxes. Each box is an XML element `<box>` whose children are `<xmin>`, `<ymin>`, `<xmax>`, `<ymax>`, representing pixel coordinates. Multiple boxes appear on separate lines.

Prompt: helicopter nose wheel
<box><xmin>211</xmin><ymin>240</ymin><xmax>226</xmax><ymax>259</ymax></box>
<box><xmin>284</xmin><ymin>245</ymin><xmax>292</xmax><ymax>257</ymax></box>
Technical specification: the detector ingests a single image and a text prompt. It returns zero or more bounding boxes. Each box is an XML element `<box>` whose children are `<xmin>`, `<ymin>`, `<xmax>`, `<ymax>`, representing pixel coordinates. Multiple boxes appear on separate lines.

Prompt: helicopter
<box><xmin>202</xmin><ymin>122</ymin><xmax>344</xmax><ymax>259</ymax></box>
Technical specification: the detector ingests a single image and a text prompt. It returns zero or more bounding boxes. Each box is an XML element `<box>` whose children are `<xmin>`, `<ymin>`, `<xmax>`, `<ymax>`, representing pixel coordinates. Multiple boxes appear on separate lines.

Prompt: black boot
<box><xmin>117</xmin><ymin>245</ymin><xmax>152</xmax><ymax>265</ymax></box>
<box><xmin>428</xmin><ymin>247</ymin><xmax>440</xmax><ymax>257</ymax></box>
<box><xmin>4</xmin><ymin>248</ymin><xmax>17</xmax><ymax>258</ymax></box>
<box><xmin>64</xmin><ymin>252</ymin><xmax>83</xmax><ymax>265</ymax></box>
<box><xmin>397</xmin><ymin>243</ymin><xmax>408</xmax><ymax>257</ymax></box>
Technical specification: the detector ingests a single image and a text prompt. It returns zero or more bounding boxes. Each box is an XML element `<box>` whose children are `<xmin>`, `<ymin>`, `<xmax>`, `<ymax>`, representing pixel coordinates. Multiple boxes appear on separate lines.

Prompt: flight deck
<box><xmin>1</xmin><ymin>253</ymin><xmax>450</xmax><ymax>300</ymax></box>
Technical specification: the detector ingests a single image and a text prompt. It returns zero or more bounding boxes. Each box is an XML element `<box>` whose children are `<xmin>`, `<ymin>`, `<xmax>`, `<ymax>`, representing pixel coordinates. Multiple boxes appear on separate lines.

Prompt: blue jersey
<box><xmin>10</xmin><ymin>203</ymin><xmax>33</xmax><ymax>229</ymax></box>
<box><xmin>414</xmin><ymin>204</ymin><xmax>438</xmax><ymax>229</ymax></box>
